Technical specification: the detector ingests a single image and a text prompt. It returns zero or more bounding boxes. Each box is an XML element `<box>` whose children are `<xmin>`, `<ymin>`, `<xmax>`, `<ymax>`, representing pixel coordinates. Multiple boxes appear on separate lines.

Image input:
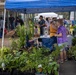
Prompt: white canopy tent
<box><xmin>38</xmin><ymin>12</ymin><xmax>58</xmax><ymax>18</ymax></box>
<box><xmin>34</xmin><ymin>12</ymin><xmax>58</xmax><ymax>20</ymax></box>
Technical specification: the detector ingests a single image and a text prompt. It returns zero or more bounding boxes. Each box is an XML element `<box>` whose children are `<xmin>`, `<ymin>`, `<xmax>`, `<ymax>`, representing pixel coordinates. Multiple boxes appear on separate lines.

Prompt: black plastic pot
<box><xmin>0</xmin><ymin>68</ymin><xmax>11</xmax><ymax>75</ymax></box>
<box><xmin>12</xmin><ymin>68</ymin><xmax>23</xmax><ymax>75</ymax></box>
<box><xmin>0</xmin><ymin>72</ymin><xmax>11</xmax><ymax>75</ymax></box>
<box><xmin>67</xmin><ymin>55</ymin><xmax>74</xmax><ymax>60</ymax></box>
<box><xmin>23</xmin><ymin>71</ymin><xmax>35</xmax><ymax>75</ymax></box>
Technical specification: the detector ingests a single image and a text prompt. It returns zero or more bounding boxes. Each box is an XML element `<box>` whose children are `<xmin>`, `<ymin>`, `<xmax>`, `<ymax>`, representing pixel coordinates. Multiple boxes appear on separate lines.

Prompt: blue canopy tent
<box><xmin>5</xmin><ymin>0</ymin><xmax>76</xmax><ymax>13</ymax></box>
<box><xmin>1</xmin><ymin>0</ymin><xmax>76</xmax><ymax>48</ymax></box>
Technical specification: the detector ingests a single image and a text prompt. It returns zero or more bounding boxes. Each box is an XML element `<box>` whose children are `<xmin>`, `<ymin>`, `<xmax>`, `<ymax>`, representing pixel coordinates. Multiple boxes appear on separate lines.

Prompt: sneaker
<box><xmin>60</xmin><ymin>61</ymin><xmax>64</xmax><ymax>64</ymax></box>
<box><xmin>60</xmin><ymin>59</ymin><xmax>64</xmax><ymax>64</ymax></box>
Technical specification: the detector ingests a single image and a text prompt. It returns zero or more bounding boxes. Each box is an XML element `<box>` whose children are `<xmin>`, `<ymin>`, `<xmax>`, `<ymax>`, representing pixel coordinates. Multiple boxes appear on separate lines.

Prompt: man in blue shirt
<box><xmin>38</xmin><ymin>15</ymin><xmax>45</xmax><ymax>35</ymax></box>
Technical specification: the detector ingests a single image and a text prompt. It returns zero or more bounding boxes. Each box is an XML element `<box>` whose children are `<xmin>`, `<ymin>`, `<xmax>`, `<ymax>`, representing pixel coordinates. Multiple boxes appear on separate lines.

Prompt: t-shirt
<box><xmin>45</xmin><ymin>21</ymin><xmax>50</xmax><ymax>28</ymax></box>
<box><xmin>34</xmin><ymin>28</ymin><xmax>38</xmax><ymax>34</ymax></box>
<box><xmin>57</xmin><ymin>25</ymin><xmax>67</xmax><ymax>44</ymax></box>
<box><xmin>50</xmin><ymin>24</ymin><xmax>57</xmax><ymax>37</ymax></box>
<box><xmin>9</xmin><ymin>17</ymin><xmax>14</xmax><ymax>23</ymax></box>
<box><xmin>67</xmin><ymin>35</ymin><xmax>73</xmax><ymax>46</ymax></box>
<box><xmin>19</xmin><ymin>19</ymin><xmax>24</xmax><ymax>25</ymax></box>
<box><xmin>38</xmin><ymin>19</ymin><xmax>45</xmax><ymax>28</ymax></box>
<box><xmin>64</xmin><ymin>20</ymin><xmax>67</xmax><ymax>25</ymax></box>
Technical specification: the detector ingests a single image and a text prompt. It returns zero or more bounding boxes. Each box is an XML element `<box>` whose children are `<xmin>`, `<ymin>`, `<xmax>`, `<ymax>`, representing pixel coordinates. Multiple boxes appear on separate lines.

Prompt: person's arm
<box><xmin>55</xmin><ymin>33</ymin><xmax>62</xmax><ymax>37</ymax></box>
<box><xmin>51</xmin><ymin>24</ymin><xmax>57</xmax><ymax>30</ymax></box>
<box><xmin>55</xmin><ymin>28</ymin><xmax>62</xmax><ymax>37</ymax></box>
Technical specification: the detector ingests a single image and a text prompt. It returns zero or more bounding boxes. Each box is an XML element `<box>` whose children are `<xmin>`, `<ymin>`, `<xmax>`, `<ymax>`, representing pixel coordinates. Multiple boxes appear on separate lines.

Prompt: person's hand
<box><xmin>39</xmin><ymin>25</ymin><xmax>41</xmax><ymax>27</ymax></box>
<box><xmin>44</xmin><ymin>24</ymin><xmax>47</xmax><ymax>27</ymax></box>
<box><xmin>54</xmin><ymin>34</ymin><xmax>58</xmax><ymax>37</ymax></box>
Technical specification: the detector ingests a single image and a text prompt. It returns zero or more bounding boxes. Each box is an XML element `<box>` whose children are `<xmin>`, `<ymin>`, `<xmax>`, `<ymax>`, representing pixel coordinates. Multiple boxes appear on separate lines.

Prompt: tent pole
<box><xmin>2</xmin><ymin>9</ymin><xmax>6</xmax><ymax>48</ymax></box>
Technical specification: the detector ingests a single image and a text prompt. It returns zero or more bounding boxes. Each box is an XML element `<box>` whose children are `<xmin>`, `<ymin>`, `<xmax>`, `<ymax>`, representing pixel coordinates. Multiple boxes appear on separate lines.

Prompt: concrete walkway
<box><xmin>59</xmin><ymin>60</ymin><xmax>76</xmax><ymax>75</ymax></box>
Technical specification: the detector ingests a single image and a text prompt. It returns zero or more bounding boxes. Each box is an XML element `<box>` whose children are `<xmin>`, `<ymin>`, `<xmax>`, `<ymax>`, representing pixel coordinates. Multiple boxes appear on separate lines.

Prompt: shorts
<box><xmin>58</xmin><ymin>42</ymin><xmax>67</xmax><ymax>51</ymax></box>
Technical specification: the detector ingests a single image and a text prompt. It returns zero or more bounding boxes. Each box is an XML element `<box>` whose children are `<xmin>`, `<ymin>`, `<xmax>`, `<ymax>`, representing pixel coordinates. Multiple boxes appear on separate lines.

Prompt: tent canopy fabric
<box><xmin>35</xmin><ymin>12</ymin><xmax>58</xmax><ymax>19</ymax></box>
<box><xmin>5</xmin><ymin>0</ymin><xmax>76</xmax><ymax>13</ymax></box>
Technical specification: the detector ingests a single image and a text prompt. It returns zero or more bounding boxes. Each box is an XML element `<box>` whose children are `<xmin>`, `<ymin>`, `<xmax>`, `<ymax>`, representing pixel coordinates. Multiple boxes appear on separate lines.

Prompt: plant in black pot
<box><xmin>16</xmin><ymin>25</ymin><xmax>26</xmax><ymax>49</ymax></box>
<box><xmin>67</xmin><ymin>47</ymin><xmax>73</xmax><ymax>60</ymax></box>
<box><xmin>72</xmin><ymin>37</ymin><xmax>76</xmax><ymax>46</ymax></box>
<box><xmin>0</xmin><ymin>47</ymin><xmax>12</xmax><ymax>75</ymax></box>
<box><xmin>71</xmin><ymin>45</ymin><xmax>76</xmax><ymax>61</ymax></box>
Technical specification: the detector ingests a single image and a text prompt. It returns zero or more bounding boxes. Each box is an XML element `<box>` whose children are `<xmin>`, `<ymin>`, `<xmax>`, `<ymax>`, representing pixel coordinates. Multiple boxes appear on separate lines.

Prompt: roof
<box><xmin>5</xmin><ymin>0</ymin><xmax>76</xmax><ymax>13</ymax></box>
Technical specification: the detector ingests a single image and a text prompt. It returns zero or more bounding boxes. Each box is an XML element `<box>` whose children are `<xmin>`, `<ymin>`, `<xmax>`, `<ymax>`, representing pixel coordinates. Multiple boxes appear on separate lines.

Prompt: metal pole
<box><xmin>2</xmin><ymin>9</ymin><xmax>6</xmax><ymax>48</ymax></box>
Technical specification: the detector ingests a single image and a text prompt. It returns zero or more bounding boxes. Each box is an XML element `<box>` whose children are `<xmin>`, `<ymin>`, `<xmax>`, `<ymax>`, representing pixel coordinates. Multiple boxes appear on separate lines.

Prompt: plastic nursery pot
<box><xmin>0</xmin><ymin>68</ymin><xmax>11</xmax><ymax>75</ymax></box>
<box><xmin>38</xmin><ymin>68</ymin><xmax>43</xmax><ymax>73</ymax></box>
<box><xmin>11</xmin><ymin>68</ymin><xmax>23</xmax><ymax>75</ymax></box>
<box><xmin>67</xmin><ymin>56</ymin><xmax>73</xmax><ymax>60</ymax></box>
<box><xmin>23</xmin><ymin>71</ymin><xmax>35</xmax><ymax>75</ymax></box>
<box><xmin>35</xmin><ymin>74</ymin><xmax>47</xmax><ymax>75</ymax></box>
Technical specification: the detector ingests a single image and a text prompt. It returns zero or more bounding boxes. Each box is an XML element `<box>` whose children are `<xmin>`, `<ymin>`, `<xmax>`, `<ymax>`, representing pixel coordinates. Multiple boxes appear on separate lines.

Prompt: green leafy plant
<box><xmin>16</xmin><ymin>25</ymin><xmax>26</xmax><ymax>48</ymax></box>
<box><xmin>71</xmin><ymin>45</ymin><xmax>76</xmax><ymax>60</ymax></box>
<box><xmin>51</xmin><ymin>44</ymin><xmax>61</xmax><ymax>61</ymax></box>
<box><xmin>72</xmin><ymin>37</ymin><xmax>76</xmax><ymax>46</ymax></box>
<box><xmin>48</xmin><ymin>62</ymin><xmax>59</xmax><ymax>75</ymax></box>
<box><xmin>11</xmin><ymin>39</ymin><xmax>18</xmax><ymax>50</ymax></box>
<box><xmin>67</xmin><ymin>45</ymin><xmax>76</xmax><ymax>60</ymax></box>
<box><xmin>19</xmin><ymin>47</ymin><xmax>59</xmax><ymax>75</ymax></box>
<box><xmin>0</xmin><ymin>46</ymin><xmax>59</xmax><ymax>75</ymax></box>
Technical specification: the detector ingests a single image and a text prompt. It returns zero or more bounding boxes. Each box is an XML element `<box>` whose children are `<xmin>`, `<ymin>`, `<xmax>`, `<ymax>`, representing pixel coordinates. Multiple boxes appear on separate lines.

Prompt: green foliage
<box><xmin>11</xmin><ymin>39</ymin><xmax>18</xmax><ymax>50</ymax></box>
<box><xmin>0</xmin><ymin>47</ymin><xmax>10</xmax><ymax>59</ymax></box>
<box><xmin>48</xmin><ymin>62</ymin><xmax>59</xmax><ymax>75</ymax></box>
<box><xmin>72</xmin><ymin>37</ymin><xmax>76</xmax><ymax>46</ymax></box>
<box><xmin>67</xmin><ymin>45</ymin><xmax>76</xmax><ymax>60</ymax></box>
<box><xmin>0</xmin><ymin>47</ymin><xmax>59</xmax><ymax>75</ymax></box>
<box><xmin>15</xmin><ymin>25</ymin><xmax>26</xmax><ymax>48</ymax></box>
<box><xmin>71</xmin><ymin>45</ymin><xmax>76</xmax><ymax>59</ymax></box>
<box><xmin>51</xmin><ymin>44</ymin><xmax>61</xmax><ymax>61</ymax></box>
<box><xmin>67</xmin><ymin>37</ymin><xmax>76</xmax><ymax>59</ymax></box>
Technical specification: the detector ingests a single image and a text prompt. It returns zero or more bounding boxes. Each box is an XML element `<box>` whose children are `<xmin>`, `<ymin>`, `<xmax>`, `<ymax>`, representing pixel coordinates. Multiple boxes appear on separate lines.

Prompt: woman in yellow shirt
<box><xmin>50</xmin><ymin>21</ymin><xmax>57</xmax><ymax>37</ymax></box>
<box><xmin>49</xmin><ymin>21</ymin><xmax>57</xmax><ymax>50</ymax></box>
<box><xmin>69</xmin><ymin>25</ymin><xmax>74</xmax><ymax>35</ymax></box>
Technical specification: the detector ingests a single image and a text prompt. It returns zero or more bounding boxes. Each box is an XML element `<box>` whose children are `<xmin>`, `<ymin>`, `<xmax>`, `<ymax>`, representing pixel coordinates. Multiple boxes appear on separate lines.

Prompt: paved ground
<box><xmin>59</xmin><ymin>60</ymin><xmax>76</xmax><ymax>75</ymax></box>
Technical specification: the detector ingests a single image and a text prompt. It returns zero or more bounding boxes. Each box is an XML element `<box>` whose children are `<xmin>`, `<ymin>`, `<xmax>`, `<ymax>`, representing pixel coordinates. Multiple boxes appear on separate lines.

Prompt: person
<box><xmin>0</xmin><ymin>17</ymin><xmax>3</xmax><ymax>37</ymax></box>
<box><xmin>38</xmin><ymin>15</ymin><xmax>45</xmax><ymax>35</ymax></box>
<box><xmin>18</xmin><ymin>18</ymin><xmax>24</xmax><ymax>26</ymax></box>
<box><xmin>63</xmin><ymin>18</ymin><xmax>67</xmax><ymax>25</ymax></box>
<box><xmin>9</xmin><ymin>14</ymin><xmax>15</xmax><ymax>30</ymax></box>
<box><xmin>50</xmin><ymin>21</ymin><xmax>57</xmax><ymax>37</ymax></box>
<box><xmin>34</xmin><ymin>26</ymin><xmax>38</xmax><ymax>37</ymax></box>
<box><xmin>69</xmin><ymin>24</ymin><xmax>74</xmax><ymax>35</ymax></box>
<box><xmin>49</xmin><ymin>21</ymin><xmax>57</xmax><ymax>50</ymax></box>
<box><xmin>45</xmin><ymin>18</ymin><xmax>51</xmax><ymax>35</ymax></box>
<box><xmin>15</xmin><ymin>17</ymin><xmax>19</xmax><ymax>27</ymax></box>
<box><xmin>45</xmin><ymin>18</ymin><xmax>50</xmax><ymax>28</ymax></box>
<box><xmin>67</xmin><ymin>32</ymin><xmax>73</xmax><ymax>49</ymax></box>
<box><xmin>55</xmin><ymin>19</ymin><xmax>67</xmax><ymax>63</ymax></box>
<box><xmin>15</xmin><ymin>17</ymin><xmax>24</xmax><ymax>26</ymax></box>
